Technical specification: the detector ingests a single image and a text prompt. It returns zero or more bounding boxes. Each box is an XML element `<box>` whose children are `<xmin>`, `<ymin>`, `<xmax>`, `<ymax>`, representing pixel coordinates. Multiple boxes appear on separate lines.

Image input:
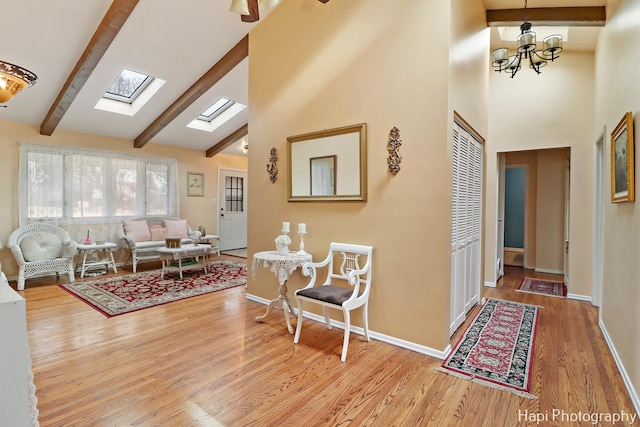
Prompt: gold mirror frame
<box><xmin>287</xmin><ymin>123</ymin><xmax>367</xmax><ymax>202</ymax></box>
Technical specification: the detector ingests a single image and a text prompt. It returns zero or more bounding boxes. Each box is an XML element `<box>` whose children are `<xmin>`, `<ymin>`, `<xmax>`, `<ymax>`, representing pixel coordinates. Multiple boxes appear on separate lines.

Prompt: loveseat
<box><xmin>118</xmin><ymin>217</ymin><xmax>201</xmax><ymax>272</ymax></box>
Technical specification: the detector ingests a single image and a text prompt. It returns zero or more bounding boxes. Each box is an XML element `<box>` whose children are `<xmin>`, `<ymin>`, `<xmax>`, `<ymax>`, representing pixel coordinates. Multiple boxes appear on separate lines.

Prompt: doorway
<box><xmin>218</xmin><ymin>168</ymin><xmax>248</xmax><ymax>251</ymax></box>
<box><xmin>497</xmin><ymin>149</ymin><xmax>569</xmax><ymax>279</ymax></box>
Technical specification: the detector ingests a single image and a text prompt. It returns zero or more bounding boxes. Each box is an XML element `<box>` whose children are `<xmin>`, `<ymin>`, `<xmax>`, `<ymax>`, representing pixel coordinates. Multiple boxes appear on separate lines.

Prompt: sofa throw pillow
<box><xmin>149</xmin><ymin>224</ymin><xmax>168</xmax><ymax>241</ymax></box>
<box><xmin>164</xmin><ymin>219</ymin><xmax>189</xmax><ymax>238</ymax></box>
<box><xmin>123</xmin><ymin>220</ymin><xmax>151</xmax><ymax>242</ymax></box>
<box><xmin>20</xmin><ymin>233</ymin><xmax>63</xmax><ymax>262</ymax></box>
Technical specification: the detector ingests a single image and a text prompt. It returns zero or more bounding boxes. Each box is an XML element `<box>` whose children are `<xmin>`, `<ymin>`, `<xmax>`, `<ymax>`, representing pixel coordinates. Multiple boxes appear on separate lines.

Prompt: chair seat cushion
<box><xmin>297</xmin><ymin>285</ymin><xmax>356</xmax><ymax>306</ymax></box>
<box><xmin>20</xmin><ymin>232</ymin><xmax>63</xmax><ymax>262</ymax></box>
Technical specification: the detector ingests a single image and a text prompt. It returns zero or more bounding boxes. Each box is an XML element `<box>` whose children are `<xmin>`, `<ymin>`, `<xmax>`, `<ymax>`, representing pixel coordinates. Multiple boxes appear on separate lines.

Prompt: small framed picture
<box><xmin>611</xmin><ymin>112</ymin><xmax>635</xmax><ymax>203</ymax></box>
<box><xmin>187</xmin><ymin>172</ymin><xmax>204</xmax><ymax>197</ymax></box>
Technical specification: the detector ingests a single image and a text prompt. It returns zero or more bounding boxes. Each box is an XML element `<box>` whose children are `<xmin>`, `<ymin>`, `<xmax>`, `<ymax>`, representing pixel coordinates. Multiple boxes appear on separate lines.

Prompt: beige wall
<box><xmin>0</xmin><ymin>120</ymin><xmax>247</xmax><ymax>278</ymax></box>
<box><xmin>595</xmin><ymin>0</ymin><xmax>640</xmax><ymax>409</ymax></box>
<box><xmin>485</xmin><ymin>52</ymin><xmax>595</xmax><ymax>296</ymax></box>
<box><xmin>247</xmin><ymin>0</ymin><xmax>487</xmax><ymax>352</ymax></box>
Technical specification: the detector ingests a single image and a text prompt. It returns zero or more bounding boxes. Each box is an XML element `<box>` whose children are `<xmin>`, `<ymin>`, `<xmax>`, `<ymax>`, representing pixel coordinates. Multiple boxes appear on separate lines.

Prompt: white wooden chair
<box><xmin>8</xmin><ymin>223</ymin><xmax>77</xmax><ymax>290</ymax></box>
<box><xmin>294</xmin><ymin>242</ymin><xmax>373</xmax><ymax>362</ymax></box>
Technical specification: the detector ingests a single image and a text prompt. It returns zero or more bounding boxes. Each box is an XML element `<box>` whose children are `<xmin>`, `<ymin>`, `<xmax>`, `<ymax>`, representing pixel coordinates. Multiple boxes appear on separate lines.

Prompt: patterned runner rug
<box><xmin>437</xmin><ymin>298</ymin><xmax>540</xmax><ymax>398</ymax></box>
<box><xmin>517</xmin><ymin>277</ymin><xmax>567</xmax><ymax>298</ymax></box>
<box><xmin>60</xmin><ymin>260</ymin><xmax>246</xmax><ymax>317</ymax></box>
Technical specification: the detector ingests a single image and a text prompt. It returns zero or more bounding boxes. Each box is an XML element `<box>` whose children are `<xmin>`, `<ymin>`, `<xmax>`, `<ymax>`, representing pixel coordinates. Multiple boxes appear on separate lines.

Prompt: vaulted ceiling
<box><xmin>1</xmin><ymin>0</ymin><xmax>606</xmax><ymax>157</ymax></box>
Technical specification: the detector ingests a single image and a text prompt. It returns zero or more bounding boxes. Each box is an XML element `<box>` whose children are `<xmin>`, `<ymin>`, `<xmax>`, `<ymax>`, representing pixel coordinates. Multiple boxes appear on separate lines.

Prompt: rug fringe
<box><xmin>483</xmin><ymin>297</ymin><xmax>545</xmax><ymax>309</ymax></box>
<box><xmin>434</xmin><ymin>367</ymin><xmax>538</xmax><ymax>399</ymax></box>
<box><xmin>515</xmin><ymin>289</ymin><xmax>566</xmax><ymax>299</ymax></box>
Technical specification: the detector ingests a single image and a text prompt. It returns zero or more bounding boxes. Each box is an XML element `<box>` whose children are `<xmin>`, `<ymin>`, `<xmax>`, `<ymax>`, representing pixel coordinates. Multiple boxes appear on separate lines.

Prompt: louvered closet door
<box><xmin>450</xmin><ymin>119</ymin><xmax>483</xmax><ymax>336</ymax></box>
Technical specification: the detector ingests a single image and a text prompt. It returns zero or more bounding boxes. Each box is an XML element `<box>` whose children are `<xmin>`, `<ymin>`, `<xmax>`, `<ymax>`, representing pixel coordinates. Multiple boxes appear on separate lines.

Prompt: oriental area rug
<box><xmin>60</xmin><ymin>260</ymin><xmax>246</xmax><ymax>317</ymax></box>
<box><xmin>517</xmin><ymin>277</ymin><xmax>567</xmax><ymax>298</ymax></box>
<box><xmin>437</xmin><ymin>298</ymin><xmax>540</xmax><ymax>398</ymax></box>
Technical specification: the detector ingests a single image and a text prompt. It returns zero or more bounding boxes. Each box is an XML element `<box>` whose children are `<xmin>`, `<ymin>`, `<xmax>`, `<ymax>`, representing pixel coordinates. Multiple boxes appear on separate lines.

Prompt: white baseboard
<box><xmin>484</xmin><ymin>281</ymin><xmax>497</xmax><ymax>288</ymax></box>
<box><xmin>599</xmin><ymin>319</ymin><xmax>640</xmax><ymax>416</ymax></box>
<box><xmin>567</xmin><ymin>293</ymin><xmax>591</xmax><ymax>302</ymax></box>
<box><xmin>534</xmin><ymin>267</ymin><xmax>564</xmax><ymax>275</ymax></box>
<box><xmin>245</xmin><ymin>293</ymin><xmax>450</xmax><ymax>360</ymax></box>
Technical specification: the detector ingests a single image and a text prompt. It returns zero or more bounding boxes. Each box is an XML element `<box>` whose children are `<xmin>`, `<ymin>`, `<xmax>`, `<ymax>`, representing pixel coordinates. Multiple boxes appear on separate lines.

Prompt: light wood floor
<box><xmin>17</xmin><ymin>262</ymin><xmax>638</xmax><ymax>426</ymax></box>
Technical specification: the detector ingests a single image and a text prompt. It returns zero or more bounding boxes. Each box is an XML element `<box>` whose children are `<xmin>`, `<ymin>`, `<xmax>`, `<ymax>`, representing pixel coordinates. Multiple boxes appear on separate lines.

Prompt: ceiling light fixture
<box><xmin>0</xmin><ymin>61</ymin><xmax>38</xmax><ymax>103</ymax></box>
<box><xmin>491</xmin><ymin>0</ymin><xmax>563</xmax><ymax>78</ymax></box>
<box><xmin>230</xmin><ymin>0</ymin><xmax>328</xmax><ymax>22</ymax></box>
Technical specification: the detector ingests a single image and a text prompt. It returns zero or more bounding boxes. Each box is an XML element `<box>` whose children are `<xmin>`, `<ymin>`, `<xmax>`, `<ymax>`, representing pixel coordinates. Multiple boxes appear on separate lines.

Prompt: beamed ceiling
<box><xmin>1</xmin><ymin>0</ymin><xmax>605</xmax><ymax>157</ymax></box>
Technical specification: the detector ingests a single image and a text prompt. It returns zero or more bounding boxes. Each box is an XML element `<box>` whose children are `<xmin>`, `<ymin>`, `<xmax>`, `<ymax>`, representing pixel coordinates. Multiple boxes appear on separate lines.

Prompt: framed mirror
<box><xmin>287</xmin><ymin>123</ymin><xmax>367</xmax><ymax>202</ymax></box>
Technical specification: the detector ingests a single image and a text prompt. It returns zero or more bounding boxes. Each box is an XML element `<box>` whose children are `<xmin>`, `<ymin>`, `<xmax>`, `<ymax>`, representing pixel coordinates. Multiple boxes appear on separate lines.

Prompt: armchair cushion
<box><xmin>123</xmin><ymin>220</ymin><xmax>151</xmax><ymax>242</ymax></box>
<box><xmin>20</xmin><ymin>233</ymin><xmax>63</xmax><ymax>262</ymax></box>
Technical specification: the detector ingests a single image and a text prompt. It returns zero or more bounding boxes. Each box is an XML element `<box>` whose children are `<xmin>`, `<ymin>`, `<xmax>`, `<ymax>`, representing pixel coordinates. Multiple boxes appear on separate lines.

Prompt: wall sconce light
<box><xmin>242</xmin><ymin>143</ymin><xmax>249</xmax><ymax>154</ymax></box>
<box><xmin>0</xmin><ymin>61</ymin><xmax>38</xmax><ymax>103</ymax></box>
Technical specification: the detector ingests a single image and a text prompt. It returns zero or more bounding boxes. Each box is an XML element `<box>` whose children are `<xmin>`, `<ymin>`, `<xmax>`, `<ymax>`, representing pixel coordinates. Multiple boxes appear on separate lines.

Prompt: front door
<box><xmin>218</xmin><ymin>168</ymin><xmax>247</xmax><ymax>251</ymax></box>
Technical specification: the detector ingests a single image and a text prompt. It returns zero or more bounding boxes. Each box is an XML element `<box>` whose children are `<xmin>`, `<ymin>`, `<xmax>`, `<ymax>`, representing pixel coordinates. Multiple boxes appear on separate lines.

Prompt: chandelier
<box><xmin>491</xmin><ymin>0</ymin><xmax>563</xmax><ymax>78</ymax></box>
<box><xmin>0</xmin><ymin>61</ymin><xmax>38</xmax><ymax>103</ymax></box>
<box><xmin>230</xmin><ymin>0</ymin><xmax>329</xmax><ymax>22</ymax></box>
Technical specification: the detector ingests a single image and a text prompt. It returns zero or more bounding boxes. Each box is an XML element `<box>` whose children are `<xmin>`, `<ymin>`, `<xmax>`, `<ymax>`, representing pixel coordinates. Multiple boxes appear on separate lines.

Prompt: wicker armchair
<box><xmin>8</xmin><ymin>223</ymin><xmax>77</xmax><ymax>290</ymax></box>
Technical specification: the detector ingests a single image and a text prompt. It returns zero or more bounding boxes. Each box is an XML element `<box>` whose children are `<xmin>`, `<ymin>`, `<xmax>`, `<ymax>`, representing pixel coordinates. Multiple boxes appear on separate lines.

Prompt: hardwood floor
<box><xmin>18</xmin><ymin>262</ymin><xmax>638</xmax><ymax>426</ymax></box>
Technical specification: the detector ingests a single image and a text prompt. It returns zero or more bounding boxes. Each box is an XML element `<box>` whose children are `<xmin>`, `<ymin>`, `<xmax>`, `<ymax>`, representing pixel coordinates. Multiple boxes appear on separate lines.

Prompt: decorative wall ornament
<box><xmin>266</xmin><ymin>147</ymin><xmax>278</xmax><ymax>183</ymax></box>
<box><xmin>387</xmin><ymin>127</ymin><xmax>402</xmax><ymax>175</ymax></box>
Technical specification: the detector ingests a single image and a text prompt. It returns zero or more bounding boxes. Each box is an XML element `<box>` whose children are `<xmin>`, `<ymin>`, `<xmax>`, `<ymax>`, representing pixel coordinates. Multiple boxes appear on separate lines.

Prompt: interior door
<box><xmin>497</xmin><ymin>153</ymin><xmax>505</xmax><ymax>279</ymax></box>
<box><xmin>218</xmin><ymin>168</ymin><xmax>247</xmax><ymax>251</ymax></box>
<box><xmin>450</xmin><ymin>116</ymin><xmax>483</xmax><ymax>336</ymax></box>
<box><xmin>563</xmin><ymin>155</ymin><xmax>570</xmax><ymax>288</ymax></box>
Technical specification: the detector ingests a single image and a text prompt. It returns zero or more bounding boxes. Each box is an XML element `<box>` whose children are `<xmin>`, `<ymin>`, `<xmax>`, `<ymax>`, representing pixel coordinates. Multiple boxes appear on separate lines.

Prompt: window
<box><xmin>225</xmin><ymin>176</ymin><xmax>244</xmax><ymax>212</ymax></box>
<box><xmin>19</xmin><ymin>143</ymin><xmax>178</xmax><ymax>225</ymax></box>
<box><xmin>104</xmin><ymin>69</ymin><xmax>154</xmax><ymax>104</ymax></box>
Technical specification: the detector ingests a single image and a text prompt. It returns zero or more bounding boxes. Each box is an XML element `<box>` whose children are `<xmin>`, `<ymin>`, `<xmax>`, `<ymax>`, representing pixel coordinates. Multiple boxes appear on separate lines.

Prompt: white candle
<box><xmin>298</xmin><ymin>223</ymin><xmax>306</xmax><ymax>233</ymax></box>
<box><xmin>282</xmin><ymin>222</ymin><xmax>290</xmax><ymax>232</ymax></box>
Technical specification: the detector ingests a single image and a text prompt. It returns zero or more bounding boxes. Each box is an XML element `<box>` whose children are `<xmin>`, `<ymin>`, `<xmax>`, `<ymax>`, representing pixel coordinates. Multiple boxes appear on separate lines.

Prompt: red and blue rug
<box><xmin>60</xmin><ymin>260</ymin><xmax>246</xmax><ymax>317</ymax></box>
<box><xmin>437</xmin><ymin>298</ymin><xmax>539</xmax><ymax>398</ymax></box>
<box><xmin>517</xmin><ymin>277</ymin><xmax>567</xmax><ymax>298</ymax></box>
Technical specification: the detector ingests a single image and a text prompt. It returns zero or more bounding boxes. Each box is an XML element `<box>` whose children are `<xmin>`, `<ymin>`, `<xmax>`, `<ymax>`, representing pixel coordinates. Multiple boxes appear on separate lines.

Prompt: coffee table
<box><xmin>157</xmin><ymin>244</ymin><xmax>215</xmax><ymax>279</ymax></box>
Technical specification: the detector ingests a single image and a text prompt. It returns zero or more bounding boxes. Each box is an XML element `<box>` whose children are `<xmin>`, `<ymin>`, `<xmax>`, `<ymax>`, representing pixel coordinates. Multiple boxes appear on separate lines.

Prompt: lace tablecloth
<box><xmin>156</xmin><ymin>244</ymin><xmax>214</xmax><ymax>260</ymax></box>
<box><xmin>252</xmin><ymin>251</ymin><xmax>312</xmax><ymax>285</ymax></box>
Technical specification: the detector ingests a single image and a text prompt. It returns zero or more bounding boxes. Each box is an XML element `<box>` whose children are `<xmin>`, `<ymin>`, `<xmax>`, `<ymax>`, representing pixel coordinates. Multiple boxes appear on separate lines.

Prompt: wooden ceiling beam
<box><xmin>134</xmin><ymin>35</ymin><xmax>249</xmax><ymax>148</ymax></box>
<box><xmin>206</xmin><ymin>124</ymin><xmax>248</xmax><ymax>158</ymax></box>
<box><xmin>486</xmin><ymin>6</ymin><xmax>606</xmax><ymax>27</ymax></box>
<box><xmin>40</xmin><ymin>0</ymin><xmax>140</xmax><ymax>136</ymax></box>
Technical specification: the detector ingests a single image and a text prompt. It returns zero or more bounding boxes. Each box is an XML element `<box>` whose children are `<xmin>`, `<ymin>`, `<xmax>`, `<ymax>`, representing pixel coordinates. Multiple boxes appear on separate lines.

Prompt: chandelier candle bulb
<box><xmin>298</xmin><ymin>223</ymin><xmax>306</xmax><ymax>234</ymax></box>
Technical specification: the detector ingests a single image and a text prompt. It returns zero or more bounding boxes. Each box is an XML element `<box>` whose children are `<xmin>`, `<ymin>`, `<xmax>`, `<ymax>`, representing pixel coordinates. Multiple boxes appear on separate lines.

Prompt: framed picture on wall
<box><xmin>187</xmin><ymin>171</ymin><xmax>204</xmax><ymax>197</ymax></box>
<box><xmin>611</xmin><ymin>112</ymin><xmax>635</xmax><ymax>203</ymax></box>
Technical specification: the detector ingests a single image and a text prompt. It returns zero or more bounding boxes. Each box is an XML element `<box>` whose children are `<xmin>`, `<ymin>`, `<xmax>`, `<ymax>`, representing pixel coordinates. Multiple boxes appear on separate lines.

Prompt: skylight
<box><xmin>198</xmin><ymin>97</ymin><xmax>234</xmax><ymax>122</ymax></box>
<box><xmin>187</xmin><ymin>98</ymin><xmax>247</xmax><ymax>133</ymax></box>
<box><xmin>104</xmin><ymin>69</ymin><xmax>153</xmax><ymax>103</ymax></box>
<box><xmin>497</xmin><ymin>26</ymin><xmax>569</xmax><ymax>43</ymax></box>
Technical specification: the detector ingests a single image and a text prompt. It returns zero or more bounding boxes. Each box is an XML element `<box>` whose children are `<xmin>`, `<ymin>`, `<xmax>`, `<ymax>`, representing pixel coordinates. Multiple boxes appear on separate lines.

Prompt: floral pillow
<box><xmin>149</xmin><ymin>224</ymin><xmax>168</xmax><ymax>241</ymax></box>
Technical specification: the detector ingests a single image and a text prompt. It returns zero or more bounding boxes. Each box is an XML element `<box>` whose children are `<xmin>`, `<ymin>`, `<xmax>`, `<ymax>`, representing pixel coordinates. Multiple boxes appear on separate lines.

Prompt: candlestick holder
<box><xmin>297</xmin><ymin>231</ymin><xmax>307</xmax><ymax>255</ymax></box>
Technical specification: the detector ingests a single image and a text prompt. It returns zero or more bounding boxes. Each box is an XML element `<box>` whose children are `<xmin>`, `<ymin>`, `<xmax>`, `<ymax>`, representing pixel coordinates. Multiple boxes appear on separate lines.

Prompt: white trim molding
<box><xmin>599</xmin><ymin>320</ymin><xmax>640</xmax><ymax>416</ymax></box>
<box><xmin>246</xmin><ymin>293</ymin><xmax>451</xmax><ymax>360</ymax></box>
